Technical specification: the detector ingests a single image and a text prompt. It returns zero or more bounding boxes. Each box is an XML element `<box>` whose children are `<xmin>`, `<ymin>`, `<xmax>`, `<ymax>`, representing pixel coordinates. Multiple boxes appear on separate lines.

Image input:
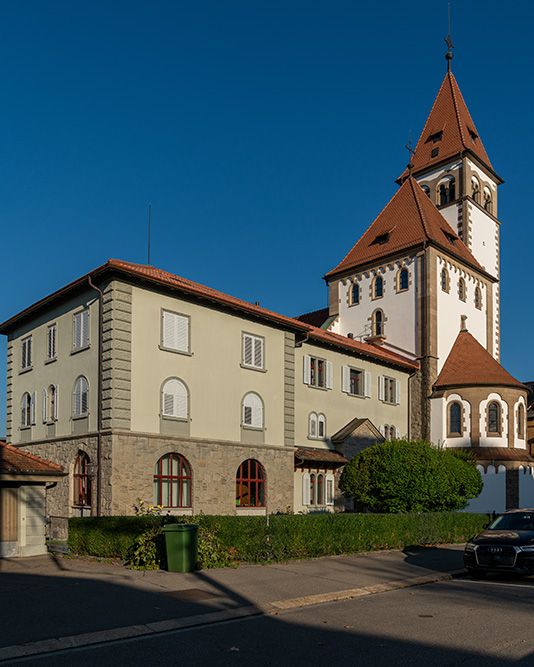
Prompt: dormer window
<box><xmin>469</xmin><ymin>129</ymin><xmax>478</xmax><ymax>144</ymax></box>
<box><xmin>431</xmin><ymin>147</ymin><xmax>439</xmax><ymax>158</ymax></box>
<box><xmin>427</xmin><ymin>131</ymin><xmax>443</xmax><ymax>144</ymax></box>
<box><xmin>444</xmin><ymin>231</ymin><xmax>457</xmax><ymax>245</ymax></box>
<box><xmin>372</xmin><ymin>232</ymin><xmax>390</xmax><ymax>246</ymax></box>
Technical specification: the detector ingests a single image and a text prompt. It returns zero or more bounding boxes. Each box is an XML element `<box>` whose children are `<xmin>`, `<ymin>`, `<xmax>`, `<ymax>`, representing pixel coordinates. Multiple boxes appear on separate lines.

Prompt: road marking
<box><xmin>453</xmin><ymin>579</ymin><xmax>534</xmax><ymax>590</ymax></box>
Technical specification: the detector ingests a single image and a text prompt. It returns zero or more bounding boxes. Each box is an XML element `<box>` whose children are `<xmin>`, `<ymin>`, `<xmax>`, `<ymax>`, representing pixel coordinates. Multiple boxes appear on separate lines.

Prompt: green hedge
<box><xmin>68</xmin><ymin>512</ymin><xmax>490</xmax><ymax>567</ymax></box>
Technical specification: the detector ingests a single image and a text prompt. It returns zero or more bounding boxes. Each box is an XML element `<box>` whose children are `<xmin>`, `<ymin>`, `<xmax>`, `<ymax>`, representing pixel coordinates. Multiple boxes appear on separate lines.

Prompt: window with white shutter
<box><xmin>73</xmin><ymin>310</ymin><xmax>89</xmax><ymax>350</ymax></box>
<box><xmin>42</xmin><ymin>389</ymin><xmax>48</xmax><ymax>423</ymax></box>
<box><xmin>242</xmin><ymin>393</ymin><xmax>263</xmax><ymax>429</ymax></box>
<box><xmin>379</xmin><ymin>424</ymin><xmax>386</xmax><ymax>437</ymax></box>
<box><xmin>73</xmin><ymin>376</ymin><xmax>89</xmax><ymax>417</ymax></box>
<box><xmin>47</xmin><ymin>324</ymin><xmax>57</xmax><ymax>360</ymax></box>
<box><xmin>342</xmin><ymin>366</ymin><xmax>366</xmax><ymax>397</ymax></box>
<box><xmin>304</xmin><ymin>355</ymin><xmax>332</xmax><ymax>389</ymax></box>
<box><xmin>318</xmin><ymin>414</ymin><xmax>326</xmax><ymax>438</ymax></box>
<box><xmin>242</xmin><ymin>333</ymin><xmax>264</xmax><ymax>370</ymax></box>
<box><xmin>308</xmin><ymin>413</ymin><xmax>317</xmax><ymax>437</ymax></box>
<box><xmin>302</xmin><ymin>473</ymin><xmax>311</xmax><ymax>505</ymax></box>
<box><xmin>161</xmin><ymin>310</ymin><xmax>190</xmax><ymax>353</ymax></box>
<box><xmin>326</xmin><ymin>473</ymin><xmax>335</xmax><ymax>505</ymax></box>
<box><xmin>52</xmin><ymin>385</ymin><xmax>59</xmax><ymax>421</ymax></box>
<box><xmin>21</xmin><ymin>336</ymin><xmax>32</xmax><ymax>370</ymax></box>
<box><xmin>30</xmin><ymin>392</ymin><xmax>36</xmax><ymax>425</ymax></box>
<box><xmin>21</xmin><ymin>393</ymin><xmax>31</xmax><ymax>427</ymax></box>
<box><xmin>161</xmin><ymin>379</ymin><xmax>188</xmax><ymax>419</ymax></box>
<box><xmin>364</xmin><ymin>372</ymin><xmax>372</xmax><ymax>398</ymax></box>
<box><xmin>379</xmin><ymin>375</ymin><xmax>397</xmax><ymax>404</ymax></box>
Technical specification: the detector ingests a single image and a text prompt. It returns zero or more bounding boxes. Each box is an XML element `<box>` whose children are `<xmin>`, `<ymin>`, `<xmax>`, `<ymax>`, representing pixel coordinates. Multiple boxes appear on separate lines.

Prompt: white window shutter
<box><xmin>395</xmin><ymin>427</ymin><xmax>401</xmax><ymax>439</ymax></box>
<box><xmin>396</xmin><ymin>380</ymin><xmax>401</xmax><ymax>404</ymax></box>
<box><xmin>309</xmin><ymin>413</ymin><xmax>317</xmax><ymax>437</ymax></box>
<box><xmin>74</xmin><ymin>313</ymin><xmax>81</xmax><ymax>349</ymax></box>
<box><xmin>30</xmin><ymin>392</ymin><xmax>36</xmax><ymax>425</ymax></box>
<box><xmin>318</xmin><ymin>414</ymin><xmax>326</xmax><ymax>437</ymax></box>
<box><xmin>82</xmin><ymin>309</ymin><xmax>89</xmax><ymax>347</ymax></box>
<box><xmin>163</xmin><ymin>391</ymin><xmax>174</xmax><ymax>416</ymax></box>
<box><xmin>243</xmin><ymin>334</ymin><xmax>253</xmax><ymax>365</ymax></box>
<box><xmin>326</xmin><ymin>473</ymin><xmax>335</xmax><ymax>505</ymax></box>
<box><xmin>175</xmin><ymin>386</ymin><xmax>188</xmax><ymax>419</ymax></box>
<box><xmin>379</xmin><ymin>424</ymin><xmax>385</xmax><ymax>437</ymax></box>
<box><xmin>303</xmin><ymin>356</ymin><xmax>311</xmax><ymax>385</ymax></box>
<box><xmin>364</xmin><ymin>372</ymin><xmax>372</xmax><ymax>398</ymax></box>
<box><xmin>254</xmin><ymin>337</ymin><xmax>263</xmax><ymax>368</ymax></box>
<box><xmin>326</xmin><ymin>361</ymin><xmax>333</xmax><ymax>389</ymax></box>
<box><xmin>175</xmin><ymin>315</ymin><xmax>189</xmax><ymax>351</ymax></box>
<box><xmin>163</xmin><ymin>311</ymin><xmax>175</xmax><ymax>348</ymax></box>
<box><xmin>378</xmin><ymin>376</ymin><xmax>385</xmax><ymax>401</ymax></box>
<box><xmin>252</xmin><ymin>399</ymin><xmax>263</xmax><ymax>428</ymax></box>
<box><xmin>342</xmin><ymin>366</ymin><xmax>349</xmax><ymax>393</ymax></box>
<box><xmin>54</xmin><ymin>385</ymin><xmax>59</xmax><ymax>420</ymax></box>
<box><xmin>303</xmin><ymin>473</ymin><xmax>311</xmax><ymax>505</ymax></box>
<box><xmin>42</xmin><ymin>389</ymin><xmax>48</xmax><ymax>423</ymax></box>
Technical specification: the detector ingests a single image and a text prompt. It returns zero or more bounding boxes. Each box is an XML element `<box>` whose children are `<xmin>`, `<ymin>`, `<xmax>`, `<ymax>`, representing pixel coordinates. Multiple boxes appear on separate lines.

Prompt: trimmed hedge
<box><xmin>68</xmin><ymin>512</ymin><xmax>490</xmax><ymax>567</ymax></box>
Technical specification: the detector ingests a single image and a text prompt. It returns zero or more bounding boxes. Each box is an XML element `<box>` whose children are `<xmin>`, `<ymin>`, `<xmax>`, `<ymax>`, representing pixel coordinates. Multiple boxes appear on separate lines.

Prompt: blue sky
<box><xmin>1</xmin><ymin>1</ymin><xmax>532</xmax><ymax>437</ymax></box>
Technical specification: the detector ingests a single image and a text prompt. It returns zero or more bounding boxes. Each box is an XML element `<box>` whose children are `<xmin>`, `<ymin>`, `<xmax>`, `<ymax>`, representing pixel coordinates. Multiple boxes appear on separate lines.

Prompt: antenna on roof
<box><xmin>405</xmin><ymin>130</ymin><xmax>414</xmax><ymax>177</ymax></box>
<box><xmin>444</xmin><ymin>3</ymin><xmax>454</xmax><ymax>72</ymax></box>
<box><xmin>147</xmin><ymin>203</ymin><xmax>151</xmax><ymax>266</ymax></box>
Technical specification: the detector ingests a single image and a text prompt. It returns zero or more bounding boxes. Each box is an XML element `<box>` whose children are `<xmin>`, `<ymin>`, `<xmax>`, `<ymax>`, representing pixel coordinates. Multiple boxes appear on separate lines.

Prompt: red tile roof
<box><xmin>0</xmin><ymin>260</ymin><xmax>418</xmax><ymax>371</ymax></box>
<box><xmin>454</xmin><ymin>447</ymin><xmax>534</xmax><ymax>464</ymax></box>
<box><xmin>0</xmin><ymin>442</ymin><xmax>64</xmax><ymax>475</ymax></box>
<box><xmin>398</xmin><ymin>71</ymin><xmax>496</xmax><ymax>181</ymax></box>
<box><xmin>325</xmin><ymin>178</ymin><xmax>487</xmax><ymax>280</ymax></box>
<box><xmin>295</xmin><ymin>447</ymin><xmax>348</xmax><ymax>465</ymax></box>
<box><xmin>294</xmin><ymin>308</ymin><xmax>330</xmax><ymax>328</ymax></box>
<box><xmin>434</xmin><ymin>331</ymin><xmax>525</xmax><ymax>390</ymax></box>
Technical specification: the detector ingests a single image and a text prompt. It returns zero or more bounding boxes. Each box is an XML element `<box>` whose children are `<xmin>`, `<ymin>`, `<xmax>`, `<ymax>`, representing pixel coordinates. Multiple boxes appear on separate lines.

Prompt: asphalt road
<box><xmin>11</xmin><ymin>577</ymin><xmax>534</xmax><ymax>667</ymax></box>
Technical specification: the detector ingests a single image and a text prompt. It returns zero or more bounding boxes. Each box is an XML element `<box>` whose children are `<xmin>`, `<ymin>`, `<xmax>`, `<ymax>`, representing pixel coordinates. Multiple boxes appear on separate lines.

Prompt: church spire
<box><xmin>444</xmin><ymin>3</ymin><xmax>454</xmax><ymax>72</ymax></box>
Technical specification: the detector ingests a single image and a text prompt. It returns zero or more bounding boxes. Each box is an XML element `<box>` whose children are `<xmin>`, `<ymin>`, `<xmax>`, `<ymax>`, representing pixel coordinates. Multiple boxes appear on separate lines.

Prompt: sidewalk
<box><xmin>0</xmin><ymin>544</ymin><xmax>465</xmax><ymax>661</ymax></box>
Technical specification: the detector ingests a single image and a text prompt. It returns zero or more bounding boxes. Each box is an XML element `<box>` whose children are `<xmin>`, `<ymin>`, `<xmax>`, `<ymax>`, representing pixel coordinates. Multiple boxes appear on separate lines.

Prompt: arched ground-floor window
<box><xmin>236</xmin><ymin>459</ymin><xmax>265</xmax><ymax>507</ymax></box>
<box><xmin>74</xmin><ymin>452</ymin><xmax>91</xmax><ymax>507</ymax></box>
<box><xmin>154</xmin><ymin>453</ymin><xmax>192</xmax><ymax>508</ymax></box>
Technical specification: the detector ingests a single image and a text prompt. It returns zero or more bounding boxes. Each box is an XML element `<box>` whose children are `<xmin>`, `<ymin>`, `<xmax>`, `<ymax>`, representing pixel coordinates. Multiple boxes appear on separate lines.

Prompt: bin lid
<box><xmin>162</xmin><ymin>524</ymin><xmax>199</xmax><ymax>532</ymax></box>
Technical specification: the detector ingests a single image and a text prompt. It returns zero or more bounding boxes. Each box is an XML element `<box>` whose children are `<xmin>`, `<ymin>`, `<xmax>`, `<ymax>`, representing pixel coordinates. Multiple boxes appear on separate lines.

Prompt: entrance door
<box><xmin>0</xmin><ymin>485</ymin><xmax>18</xmax><ymax>542</ymax></box>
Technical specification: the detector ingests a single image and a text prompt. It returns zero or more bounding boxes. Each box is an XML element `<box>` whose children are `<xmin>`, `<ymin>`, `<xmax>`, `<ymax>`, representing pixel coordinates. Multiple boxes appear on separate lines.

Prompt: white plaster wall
<box><xmin>438</xmin><ymin>204</ymin><xmax>459</xmax><ymax>232</ymax></box>
<box><xmin>469</xmin><ymin>163</ymin><xmax>497</xmax><ymax>196</ymax></box>
<box><xmin>512</xmin><ymin>396</ymin><xmax>527</xmax><ymax>450</ymax></box>
<box><xmin>430</xmin><ymin>396</ymin><xmax>445</xmax><ymax>447</ymax></box>
<box><xmin>468</xmin><ymin>203</ymin><xmax>499</xmax><ymax>277</ymax></box>
<box><xmin>336</xmin><ymin>258</ymin><xmax>417</xmax><ymax>357</ymax></box>
<box><xmin>493</xmin><ymin>284</ymin><xmax>500</xmax><ymax>360</ymax></box>
<box><xmin>478</xmin><ymin>393</ymin><xmax>508</xmax><ymax>447</ymax></box>
<box><xmin>519</xmin><ymin>467</ymin><xmax>534</xmax><ymax>508</ymax></box>
<box><xmin>465</xmin><ymin>465</ymin><xmax>506</xmax><ymax>514</ymax></box>
<box><xmin>436</xmin><ymin>256</ymin><xmax>488</xmax><ymax>372</ymax></box>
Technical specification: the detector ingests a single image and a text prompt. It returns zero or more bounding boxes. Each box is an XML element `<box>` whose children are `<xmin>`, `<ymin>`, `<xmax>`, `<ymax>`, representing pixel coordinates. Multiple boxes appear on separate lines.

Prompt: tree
<box><xmin>339</xmin><ymin>439</ymin><xmax>483</xmax><ymax>513</ymax></box>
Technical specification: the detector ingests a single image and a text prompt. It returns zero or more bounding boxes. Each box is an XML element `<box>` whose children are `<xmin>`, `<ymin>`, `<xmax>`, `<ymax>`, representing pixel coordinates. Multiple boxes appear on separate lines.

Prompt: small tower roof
<box><xmin>434</xmin><ymin>330</ymin><xmax>525</xmax><ymax>390</ymax></box>
<box><xmin>397</xmin><ymin>71</ymin><xmax>498</xmax><ymax>182</ymax></box>
<box><xmin>324</xmin><ymin>177</ymin><xmax>487</xmax><ymax>281</ymax></box>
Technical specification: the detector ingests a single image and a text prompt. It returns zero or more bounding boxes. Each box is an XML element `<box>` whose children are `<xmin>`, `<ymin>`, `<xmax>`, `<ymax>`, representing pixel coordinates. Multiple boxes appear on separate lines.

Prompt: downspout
<box><xmin>87</xmin><ymin>275</ymin><xmax>103</xmax><ymax>517</ymax></box>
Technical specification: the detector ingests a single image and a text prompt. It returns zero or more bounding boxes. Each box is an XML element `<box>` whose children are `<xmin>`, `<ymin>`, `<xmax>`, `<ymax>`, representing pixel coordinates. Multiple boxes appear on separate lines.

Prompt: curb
<box><xmin>0</xmin><ymin>569</ymin><xmax>465</xmax><ymax>663</ymax></box>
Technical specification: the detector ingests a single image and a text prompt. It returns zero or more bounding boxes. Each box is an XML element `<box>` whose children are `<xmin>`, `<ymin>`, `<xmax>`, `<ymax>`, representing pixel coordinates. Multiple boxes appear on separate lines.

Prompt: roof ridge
<box><xmin>409</xmin><ymin>178</ymin><xmax>431</xmax><ymax>238</ymax></box>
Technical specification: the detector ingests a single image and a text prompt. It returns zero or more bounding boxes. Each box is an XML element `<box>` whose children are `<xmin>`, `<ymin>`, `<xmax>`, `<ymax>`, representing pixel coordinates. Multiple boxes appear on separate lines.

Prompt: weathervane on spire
<box><xmin>405</xmin><ymin>131</ymin><xmax>415</xmax><ymax>178</ymax></box>
<box><xmin>444</xmin><ymin>3</ymin><xmax>454</xmax><ymax>71</ymax></box>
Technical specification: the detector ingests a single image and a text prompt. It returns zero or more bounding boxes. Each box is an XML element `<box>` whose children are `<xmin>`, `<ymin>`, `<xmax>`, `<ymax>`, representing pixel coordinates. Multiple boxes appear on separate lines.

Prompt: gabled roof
<box><xmin>324</xmin><ymin>178</ymin><xmax>487</xmax><ymax>281</ymax></box>
<box><xmin>397</xmin><ymin>71</ymin><xmax>498</xmax><ymax>181</ymax></box>
<box><xmin>330</xmin><ymin>417</ymin><xmax>383</xmax><ymax>444</ymax></box>
<box><xmin>0</xmin><ymin>260</ymin><xmax>418</xmax><ymax>372</ymax></box>
<box><xmin>0</xmin><ymin>442</ymin><xmax>65</xmax><ymax>475</ymax></box>
<box><xmin>434</xmin><ymin>330</ymin><xmax>525</xmax><ymax>390</ymax></box>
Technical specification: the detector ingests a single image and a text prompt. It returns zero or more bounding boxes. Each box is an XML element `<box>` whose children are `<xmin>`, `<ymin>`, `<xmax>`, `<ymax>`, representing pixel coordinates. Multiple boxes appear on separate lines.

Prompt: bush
<box><xmin>339</xmin><ymin>439</ymin><xmax>483</xmax><ymax>513</ymax></box>
<box><xmin>68</xmin><ymin>512</ymin><xmax>489</xmax><ymax>568</ymax></box>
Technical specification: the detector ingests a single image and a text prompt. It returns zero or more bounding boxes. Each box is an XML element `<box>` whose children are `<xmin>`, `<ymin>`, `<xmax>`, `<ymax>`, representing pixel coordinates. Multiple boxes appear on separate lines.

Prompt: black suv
<box><xmin>464</xmin><ymin>509</ymin><xmax>534</xmax><ymax>578</ymax></box>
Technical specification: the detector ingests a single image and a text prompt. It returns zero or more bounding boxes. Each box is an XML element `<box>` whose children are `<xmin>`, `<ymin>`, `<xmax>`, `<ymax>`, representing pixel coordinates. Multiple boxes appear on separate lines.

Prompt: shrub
<box><xmin>339</xmin><ymin>439</ymin><xmax>483</xmax><ymax>513</ymax></box>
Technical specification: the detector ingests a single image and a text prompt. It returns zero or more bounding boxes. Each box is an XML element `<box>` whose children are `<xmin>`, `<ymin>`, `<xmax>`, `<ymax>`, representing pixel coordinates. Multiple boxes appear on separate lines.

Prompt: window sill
<box><xmin>158</xmin><ymin>345</ymin><xmax>193</xmax><ymax>357</ymax></box>
<box><xmin>343</xmin><ymin>391</ymin><xmax>366</xmax><ymax>399</ymax></box>
<box><xmin>242</xmin><ymin>424</ymin><xmax>264</xmax><ymax>431</ymax></box>
<box><xmin>44</xmin><ymin>358</ymin><xmax>57</xmax><ymax>365</ymax></box>
<box><xmin>236</xmin><ymin>507</ymin><xmax>266</xmax><ymax>516</ymax></box>
<box><xmin>20</xmin><ymin>426</ymin><xmax>32</xmax><ymax>431</ymax></box>
<box><xmin>161</xmin><ymin>415</ymin><xmax>189</xmax><ymax>422</ymax></box>
<box><xmin>365</xmin><ymin>334</ymin><xmax>387</xmax><ymax>345</ymax></box>
<box><xmin>305</xmin><ymin>384</ymin><xmax>328</xmax><ymax>391</ymax></box>
<box><xmin>72</xmin><ymin>413</ymin><xmax>89</xmax><ymax>420</ymax></box>
<box><xmin>240</xmin><ymin>363</ymin><xmax>267</xmax><ymax>373</ymax></box>
<box><xmin>447</xmin><ymin>432</ymin><xmax>463</xmax><ymax>438</ymax></box>
<box><xmin>380</xmin><ymin>400</ymin><xmax>398</xmax><ymax>406</ymax></box>
<box><xmin>307</xmin><ymin>436</ymin><xmax>326</xmax><ymax>442</ymax></box>
<box><xmin>71</xmin><ymin>345</ymin><xmax>90</xmax><ymax>356</ymax></box>
<box><xmin>19</xmin><ymin>366</ymin><xmax>33</xmax><ymax>375</ymax></box>
<box><xmin>348</xmin><ymin>302</ymin><xmax>359</xmax><ymax>307</ymax></box>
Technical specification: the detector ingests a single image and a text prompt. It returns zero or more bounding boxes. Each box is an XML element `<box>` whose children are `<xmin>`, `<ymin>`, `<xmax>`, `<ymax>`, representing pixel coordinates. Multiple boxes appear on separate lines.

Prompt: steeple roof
<box><xmin>434</xmin><ymin>330</ymin><xmax>525</xmax><ymax>390</ymax></box>
<box><xmin>398</xmin><ymin>71</ymin><xmax>496</xmax><ymax>182</ymax></box>
<box><xmin>324</xmin><ymin>177</ymin><xmax>487</xmax><ymax>280</ymax></box>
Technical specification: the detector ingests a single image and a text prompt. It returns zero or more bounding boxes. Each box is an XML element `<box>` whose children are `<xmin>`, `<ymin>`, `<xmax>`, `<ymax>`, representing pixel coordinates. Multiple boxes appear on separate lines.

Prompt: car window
<box><xmin>490</xmin><ymin>514</ymin><xmax>534</xmax><ymax>531</ymax></box>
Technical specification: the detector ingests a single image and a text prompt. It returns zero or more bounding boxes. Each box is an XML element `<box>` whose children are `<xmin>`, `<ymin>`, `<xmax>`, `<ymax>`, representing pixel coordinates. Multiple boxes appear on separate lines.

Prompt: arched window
<box><xmin>73</xmin><ymin>376</ymin><xmax>89</xmax><ymax>417</ymax></box>
<box><xmin>308</xmin><ymin>412</ymin><xmax>317</xmax><ymax>437</ymax></box>
<box><xmin>153</xmin><ymin>453</ymin><xmax>192</xmax><ymax>508</ymax></box>
<box><xmin>474</xmin><ymin>286</ymin><xmax>482</xmax><ymax>309</ymax></box>
<box><xmin>236</xmin><ymin>459</ymin><xmax>265</xmax><ymax>507</ymax></box>
<box><xmin>441</xmin><ymin>268</ymin><xmax>449</xmax><ymax>292</ymax></box>
<box><xmin>47</xmin><ymin>385</ymin><xmax>58</xmax><ymax>422</ymax></box>
<box><xmin>458</xmin><ymin>277</ymin><xmax>466</xmax><ymax>301</ymax></box>
<box><xmin>388</xmin><ymin>425</ymin><xmax>396</xmax><ymax>441</ymax></box>
<box><xmin>317</xmin><ymin>414</ymin><xmax>326</xmax><ymax>438</ymax></box>
<box><xmin>483</xmin><ymin>187</ymin><xmax>492</xmax><ymax>213</ymax></box>
<box><xmin>518</xmin><ymin>404</ymin><xmax>525</xmax><ymax>438</ymax></box>
<box><xmin>373</xmin><ymin>275</ymin><xmax>383</xmax><ymax>298</ymax></box>
<box><xmin>398</xmin><ymin>268</ymin><xmax>409</xmax><ymax>291</ymax></box>
<box><xmin>317</xmin><ymin>474</ymin><xmax>324</xmax><ymax>505</ymax></box>
<box><xmin>471</xmin><ymin>177</ymin><xmax>481</xmax><ymax>203</ymax></box>
<box><xmin>372</xmin><ymin>310</ymin><xmax>384</xmax><ymax>336</ymax></box>
<box><xmin>488</xmin><ymin>401</ymin><xmax>501</xmax><ymax>435</ymax></box>
<box><xmin>242</xmin><ymin>392</ymin><xmax>263</xmax><ymax>428</ymax></box>
<box><xmin>439</xmin><ymin>177</ymin><xmax>455</xmax><ymax>205</ymax></box>
<box><xmin>310</xmin><ymin>473</ymin><xmax>316</xmax><ymax>505</ymax></box>
<box><xmin>21</xmin><ymin>392</ymin><xmax>32</xmax><ymax>427</ymax></box>
<box><xmin>350</xmin><ymin>283</ymin><xmax>360</xmax><ymax>305</ymax></box>
<box><xmin>449</xmin><ymin>402</ymin><xmax>462</xmax><ymax>435</ymax></box>
<box><xmin>162</xmin><ymin>378</ymin><xmax>188</xmax><ymax>419</ymax></box>
<box><xmin>74</xmin><ymin>452</ymin><xmax>91</xmax><ymax>506</ymax></box>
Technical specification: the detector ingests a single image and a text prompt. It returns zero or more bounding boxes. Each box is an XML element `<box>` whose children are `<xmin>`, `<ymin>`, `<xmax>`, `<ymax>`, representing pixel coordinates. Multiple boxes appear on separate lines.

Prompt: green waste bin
<box><xmin>162</xmin><ymin>524</ymin><xmax>199</xmax><ymax>572</ymax></box>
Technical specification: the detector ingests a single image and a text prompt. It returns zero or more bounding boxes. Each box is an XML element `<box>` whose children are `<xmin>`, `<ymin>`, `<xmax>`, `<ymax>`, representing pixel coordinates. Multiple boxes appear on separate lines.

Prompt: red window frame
<box><xmin>153</xmin><ymin>453</ymin><xmax>192</xmax><ymax>508</ymax></box>
<box><xmin>236</xmin><ymin>459</ymin><xmax>265</xmax><ymax>507</ymax></box>
<box><xmin>74</xmin><ymin>452</ymin><xmax>91</xmax><ymax>506</ymax></box>
<box><xmin>310</xmin><ymin>473</ymin><xmax>316</xmax><ymax>505</ymax></box>
<box><xmin>317</xmin><ymin>474</ymin><xmax>324</xmax><ymax>505</ymax></box>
